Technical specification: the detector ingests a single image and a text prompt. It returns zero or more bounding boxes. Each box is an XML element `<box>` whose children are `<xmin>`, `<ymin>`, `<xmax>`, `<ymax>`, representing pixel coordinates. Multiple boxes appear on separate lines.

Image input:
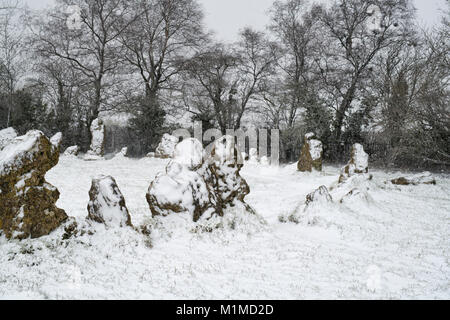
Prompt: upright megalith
<box><xmin>0</xmin><ymin>130</ymin><xmax>67</xmax><ymax>239</ymax></box>
<box><xmin>0</xmin><ymin>127</ymin><xmax>17</xmax><ymax>151</ymax></box>
<box><xmin>297</xmin><ymin>133</ymin><xmax>323</xmax><ymax>172</ymax></box>
<box><xmin>146</xmin><ymin>136</ymin><xmax>251</xmax><ymax>222</ymax></box>
<box><xmin>339</xmin><ymin>143</ymin><xmax>369</xmax><ymax>183</ymax></box>
<box><xmin>87</xmin><ymin>175</ymin><xmax>132</xmax><ymax>227</ymax></box>
<box><xmin>85</xmin><ymin>118</ymin><xmax>105</xmax><ymax>160</ymax></box>
<box><xmin>155</xmin><ymin>133</ymin><xmax>178</xmax><ymax>159</ymax></box>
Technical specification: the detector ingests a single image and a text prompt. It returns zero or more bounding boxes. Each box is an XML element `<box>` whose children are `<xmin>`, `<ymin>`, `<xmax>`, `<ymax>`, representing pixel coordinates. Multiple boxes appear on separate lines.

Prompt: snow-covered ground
<box><xmin>0</xmin><ymin>155</ymin><xmax>449</xmax><ymax>299</ymax></box>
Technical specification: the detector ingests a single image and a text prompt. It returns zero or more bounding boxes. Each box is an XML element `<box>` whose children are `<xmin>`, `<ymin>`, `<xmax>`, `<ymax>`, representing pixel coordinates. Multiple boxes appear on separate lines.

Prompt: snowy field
<box><xmin>0</xmin><ymin>155</ymin><xmax>449</xmax><ymax>299</ymax></box>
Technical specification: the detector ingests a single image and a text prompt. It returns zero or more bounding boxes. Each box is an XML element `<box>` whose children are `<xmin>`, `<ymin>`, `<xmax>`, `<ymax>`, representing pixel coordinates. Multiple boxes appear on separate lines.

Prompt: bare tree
<box><xmin>0</xmin><ymin>0</ymin><xmax>23</xmax><ymax>127</ymax></box>
<box><xmin>120</xmin><ymin>0</ymin><xmax>206</xmax><ymax>105</ymax></box>
<box><xmin>184</xmin><ymin>29</ymin><xmax>278</xmax><ymax>133</ymax></box>
<box><xmin>313</xmin><ymin>0</ymin><xmax>414</xmax><ymax>156</ymax></box>
<box><xmin>33</xmin><ymin>0</ymin><xmax>138</xmax><ymax>144</ymax></box>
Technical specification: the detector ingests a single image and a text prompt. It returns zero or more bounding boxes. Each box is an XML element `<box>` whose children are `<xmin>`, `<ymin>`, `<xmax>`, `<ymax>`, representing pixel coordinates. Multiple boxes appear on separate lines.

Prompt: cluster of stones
<box><xmin>0</xmin><ymin>130</ymin><xmax>68</xmax><ymax>239</ymax></box>
<box><xmin>297</xmin><ymin>133</ymin><xmax>323</xmax><ymax>172</ymax></box>
<box><xmin>146</xmin><ymin>136</ymin><xmax>251</xmax><ymax>222</ymax></box>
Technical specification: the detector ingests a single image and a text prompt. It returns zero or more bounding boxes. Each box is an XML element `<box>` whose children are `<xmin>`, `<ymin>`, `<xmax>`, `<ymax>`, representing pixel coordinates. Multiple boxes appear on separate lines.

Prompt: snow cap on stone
<box><xmin>174</xmin><ymin>138</ymin><xmax>203</xmax><ymax>169</ymax></box>
<box><xmin>87</xmin><ymin>175</ymin><xmax>131</xmax><ymax>227</ymax></box>
<box><xmin>155</xmin><ymin>133</ymin><xmax>178</xmax><ymax>158</ymax></box>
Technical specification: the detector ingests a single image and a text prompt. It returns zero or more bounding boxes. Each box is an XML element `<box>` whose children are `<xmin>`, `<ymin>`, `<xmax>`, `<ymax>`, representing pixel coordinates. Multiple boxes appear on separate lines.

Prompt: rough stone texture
<box><xmin>391</xmin><ymin>172</ymin><xmax>436</xmax><ymax>186</ymax></box>
<box><xmin>84</xmin><ymin>118</ymin><xmax>105</xmax><ymax>159</ymax></box>
<box><xmin>297</xmin><ymin>133</ymin><xmax>323</xmax><ymax>172</ymax></box>
<box><xmin>146</xmin><ymin>136</ymin><xmax>251</xmax><ymax>222</ymax></box>
<box><xmin>339</xmin><ymin>143</ymin><xmax>369</xmax><ymax>183</ymax></box>
<box><xmin>0</xmin><ymin>130</ymin><xmax>67</xmax><ymax>239</ymax></box>
<box><xmin>87</xmin><ymin>175</ymin><xmax>132</xmax><ymax>227</ymax></box>
<box><xmin>305</xmin><ymin>186</ymin><xmax>333</xmax><ymax>206</ymax></box>
<box><xmin>63</xmin><ymin>145</ymin><xmax>80</xmax><ymax>156</ymax></box>
<box><xmin>155</xmin><ymin>133</ymin><xmax>178</xmax><ymax>159</ymax></box>
<box><xmin>0</xmin><ymin>127</ymin><xmax>17</xmax><ymax>150</ymax></box>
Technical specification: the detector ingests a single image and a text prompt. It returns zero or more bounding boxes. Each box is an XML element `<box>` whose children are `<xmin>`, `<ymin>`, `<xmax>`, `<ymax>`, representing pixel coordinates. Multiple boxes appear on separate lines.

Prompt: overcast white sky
<box><xmin>24</xmin><ymin>0</ymin><xmax>447</xmax><ymax>42</ymax></box>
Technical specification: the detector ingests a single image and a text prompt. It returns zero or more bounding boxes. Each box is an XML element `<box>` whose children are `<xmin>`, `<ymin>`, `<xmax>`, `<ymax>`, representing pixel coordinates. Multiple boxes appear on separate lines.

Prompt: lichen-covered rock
<box><xmin>0</xmin><ymin>130</ymin><xmax>67</xmax><ymax>239</ymax></box>
<box><xmin>84</xmin><ymin>118</ymin><xmax>105</xmax><ymax>159</ymax></box>
<box><xmin>87</xmin><ymin>175</ymin><xmax>132</xmax><ymax>227</ymax></box>
<box><xmin>146</xmin><ymin>136</ymin><xmax>252</xmax><ymax>222</ymax></box>
<box><xmin>391</xmin><ymin>172</ymin><xmax>436</xmax><ymax>186</ymax></box>
<box><xmin>63</xmin><ymin>145</ymin><xmax>80</xmax><ymax>156</ymax></box>
<box><xmin>155</xmin><ymin>133</ymin><xmax>178</xmax><ymax>158</ymax></box>
<box><xmin>0</xmin><ymin>127</ymin><xmax>17</xmax><ymax>151</ymax></box>
<box><xmin>339</xmin><ymin>143</ymin><xmax>369</xmax><ymax>183</ymax></box>
<box><xmin>297</xmin><ymin>133</ymin><xmax>323</xmax><ymax>172</ymax></box>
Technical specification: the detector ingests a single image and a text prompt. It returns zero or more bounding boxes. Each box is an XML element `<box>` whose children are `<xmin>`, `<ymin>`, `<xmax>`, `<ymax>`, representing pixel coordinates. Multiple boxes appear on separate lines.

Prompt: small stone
<box><xmin>87</xmin><ymin>175</ymin><xmax>132</xmax><ymax>227</ymax></box>
<box><xmin>64</xmin><ymin>145</ymin><xmax>80</xmax><ymax>156</ymax></box>
<box><xmin>391</xmin><ymin>172</ymin><xmax>436</xmax><ymax>186</ymax></box>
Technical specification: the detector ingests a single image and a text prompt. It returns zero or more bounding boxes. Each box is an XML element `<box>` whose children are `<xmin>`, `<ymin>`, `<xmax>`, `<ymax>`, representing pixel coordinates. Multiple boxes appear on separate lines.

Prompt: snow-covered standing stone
<box><xmin>0</xmin><ymin>127</ymin><xmax>17</xmax><ymax>151</ymax></box>
<box><xmin>87</xmin><ymin>175</ymin><xmax>132</xmax><ymax>227</ymax></box>
<box><xmin>297</xmin><ymin>133</ymin><xmax>323</xmax><ymax>172</ymax></box>
<box><xmin>0</xmin><ymin>130</ymin><xmax>67</xmax><ymax>239</ymax></box>
<box><xmin>339</xmin><ymin>143</ymin><xmax>369</xmax><ymax>183</ymax></box>
<box><xmin>155</xmin><ymin>133</ymin><xmax>178</xmax><ymax>158</ymax></box>
<box><xmin>85</xmin><ymin>118</ymin><xmax>105</xmax><ymax>159</ymax></box>
<box><xmin>147</xmin><ymin>135</ymin><xmax>251</xmax><ymax>222</ymax></box>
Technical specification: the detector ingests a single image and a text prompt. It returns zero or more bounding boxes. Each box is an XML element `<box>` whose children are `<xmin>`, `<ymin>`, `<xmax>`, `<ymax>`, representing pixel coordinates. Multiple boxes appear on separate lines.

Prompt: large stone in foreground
<box><xmin>0</xmin><ymin>130</ymin><xmax>67</xmax><ymax>239</ymax></box>
<box><xmin>146</xmin><ymin>136</ymin><xmax>251</xmax><ymax>222</ymax></box>
<box><xmin>87</xmin><ymin>175</ymin><xmax>132</xmax><ymax>227</ymax></box>
<box><xmin>339</xmin><ymin>143</ymin><xmax>369</xmax><ymax>183</ymax></box>
<box><xmin>297</xmin><ymin>133</ymin><xmax>323</xmax><ymax>172</ymax></box>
